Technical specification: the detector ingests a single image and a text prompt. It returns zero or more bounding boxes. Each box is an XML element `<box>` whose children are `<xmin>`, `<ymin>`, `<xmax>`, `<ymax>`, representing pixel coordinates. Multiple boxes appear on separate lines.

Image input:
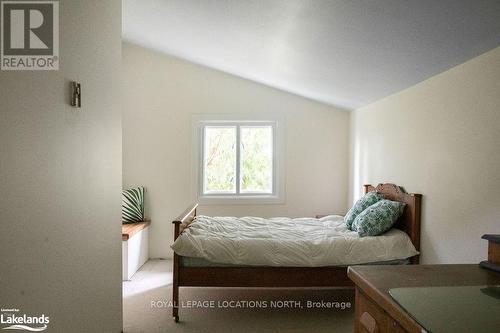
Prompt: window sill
<box><xmin>197</xmin><ymin>194</ymin><xmax>284</xmax><ymax>205</ymax></box>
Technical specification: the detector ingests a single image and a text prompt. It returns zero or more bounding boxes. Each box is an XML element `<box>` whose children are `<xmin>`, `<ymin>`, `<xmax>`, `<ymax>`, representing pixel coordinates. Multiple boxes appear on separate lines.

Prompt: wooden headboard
<box><xmin>363</xmin><ymin>183</ymin><xmax>422</xmax><ymax>264</ymax></box>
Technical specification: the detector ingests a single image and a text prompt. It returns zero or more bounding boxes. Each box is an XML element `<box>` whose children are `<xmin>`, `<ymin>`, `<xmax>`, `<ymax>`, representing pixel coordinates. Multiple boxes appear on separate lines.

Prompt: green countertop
<box><xmin>389</xmin><ymin>285</ymin><xmax>500</xmax><ymax>333</ymax></box>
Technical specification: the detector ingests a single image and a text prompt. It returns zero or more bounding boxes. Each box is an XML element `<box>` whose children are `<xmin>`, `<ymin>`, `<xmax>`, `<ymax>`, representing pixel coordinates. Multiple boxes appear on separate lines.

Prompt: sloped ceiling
<box><xmin>123</xmin><ymin>0</ymin><xmax>500</xmax><ymax>110</ymax></box>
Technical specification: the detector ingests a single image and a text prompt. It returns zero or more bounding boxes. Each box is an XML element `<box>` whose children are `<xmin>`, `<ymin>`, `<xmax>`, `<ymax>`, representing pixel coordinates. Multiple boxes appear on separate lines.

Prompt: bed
<box><xmin>170</xmin><ymin>183</ymin><xmax>422</xmax><ymax>322</ymax></box>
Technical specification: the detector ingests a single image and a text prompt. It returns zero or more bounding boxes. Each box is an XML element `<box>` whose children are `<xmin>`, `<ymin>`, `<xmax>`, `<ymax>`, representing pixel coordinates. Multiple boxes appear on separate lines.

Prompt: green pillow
<box><xmin>344</xmin><ymin>191</ymin><xmax>385</xmax><ymax>230</ymax></box>
<box><xmin>352</xmin><ymin>199</ymin><xmax>406</xmax><ymax>237</ymax></box>
<box><xmin>122</xmin><ymin>187</ymin><xmax>145</xmax><ymax>223</ymax></box>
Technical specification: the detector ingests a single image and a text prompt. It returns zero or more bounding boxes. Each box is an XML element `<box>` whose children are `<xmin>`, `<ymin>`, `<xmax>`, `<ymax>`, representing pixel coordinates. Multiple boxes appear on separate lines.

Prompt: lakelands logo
<box><xmin>1</xmin><ymin>0</ymin><xmax>59</xmax><ymax>70</ymax></box>
<box><xmin>1</xmin><ymin>308</ymin><xmax>49</xmax><ymax>331</ymax></box>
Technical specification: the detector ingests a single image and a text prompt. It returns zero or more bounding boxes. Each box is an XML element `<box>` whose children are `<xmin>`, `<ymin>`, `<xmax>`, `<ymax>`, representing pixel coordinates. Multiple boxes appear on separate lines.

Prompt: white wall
<box><xmin>122</xmin><ymin>42</ymin><xmax>350</xmax><ymax>259</ymax></box>
<box><xmin>0</xmin><ymin>1</ymin><xmax>122</xmax><ymax>332</ymax></box>
<box><xmin>351</xmin><ymin>47</ymin><xmax>500</xmax><ymax>264</ymax></box>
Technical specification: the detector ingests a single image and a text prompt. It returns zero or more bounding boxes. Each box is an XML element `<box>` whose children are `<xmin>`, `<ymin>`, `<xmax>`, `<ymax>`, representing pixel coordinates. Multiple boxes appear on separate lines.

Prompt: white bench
<box><xmin>122</xmin><ymin>221</ymin><xmax>150</xmax><ymax>280</ymax></box>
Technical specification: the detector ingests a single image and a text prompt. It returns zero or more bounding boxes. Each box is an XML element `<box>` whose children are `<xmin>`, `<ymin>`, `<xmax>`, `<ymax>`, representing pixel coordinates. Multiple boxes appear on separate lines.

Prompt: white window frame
<box><xmin>192</xmin><ymin>114</ymin><xmax>285</xmax><ymax>205</ymax></box>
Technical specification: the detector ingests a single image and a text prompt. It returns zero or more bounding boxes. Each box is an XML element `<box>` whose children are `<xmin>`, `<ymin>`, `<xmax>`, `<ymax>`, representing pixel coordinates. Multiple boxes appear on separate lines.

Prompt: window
<box><xmin>193</xmin><ymin>117</ymin><xmax>284</xmax><ymax>203</ymax></box>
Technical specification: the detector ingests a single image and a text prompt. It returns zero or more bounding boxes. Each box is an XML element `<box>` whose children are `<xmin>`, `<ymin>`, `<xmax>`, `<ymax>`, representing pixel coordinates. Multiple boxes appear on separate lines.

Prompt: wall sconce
<box><xmin>71</xmin><ymin>81</ymin><xmax>81</xmax><ymax>108</ymax></box>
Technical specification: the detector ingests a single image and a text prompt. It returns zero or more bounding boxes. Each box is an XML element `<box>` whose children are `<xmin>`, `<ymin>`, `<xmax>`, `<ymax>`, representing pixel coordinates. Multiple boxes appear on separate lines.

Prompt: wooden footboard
<box><xmin>178</xmin><ymin>266</ymin><xmax>353</xmax><ymax>287</ymax></box>
<box><xmin>172</xmin><ymin>203</ymin><xmax>198</xmax><ymax>322</ymax></box>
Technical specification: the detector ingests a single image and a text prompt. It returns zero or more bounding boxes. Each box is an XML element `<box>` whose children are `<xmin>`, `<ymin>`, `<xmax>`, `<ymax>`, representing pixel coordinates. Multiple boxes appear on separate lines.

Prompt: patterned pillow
<box><xmin>352</xmin><ymin>199</ymin><xmax>406</xmax><ymax>237</ymax></box>
<box><xmin>344</xmin><ymin>191</ymin><xmax>385</xmax><ymax>230</ymax></box>
<box><xmin>122</xmin><ymin>187</ymin><xmax>145</xmax><ymax>223</ymax></box>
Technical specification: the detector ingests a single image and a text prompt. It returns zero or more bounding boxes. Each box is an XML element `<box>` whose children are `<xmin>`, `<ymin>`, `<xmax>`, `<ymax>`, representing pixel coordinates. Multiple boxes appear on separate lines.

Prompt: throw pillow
<box><xmin>344</xmin><ymin>191</ymin><xmax>385</xmax><ymax>230</ymax></box>
<box><xmin>122</xmin><ymin>187</ymin><xmax>145</xmax><ymax>223</ymax></box>
<box><xmin>352</xmin><ymin>199</ymin><xmax>406</xmax><ymax>237</ymax></box>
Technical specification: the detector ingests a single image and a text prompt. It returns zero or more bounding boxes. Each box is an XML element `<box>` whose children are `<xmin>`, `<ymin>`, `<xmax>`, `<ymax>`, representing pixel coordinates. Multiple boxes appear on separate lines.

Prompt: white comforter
<box><xmin>171</xmin><ymin>215</ymin><xmax>419</xmax><ymax>267</ymax></box>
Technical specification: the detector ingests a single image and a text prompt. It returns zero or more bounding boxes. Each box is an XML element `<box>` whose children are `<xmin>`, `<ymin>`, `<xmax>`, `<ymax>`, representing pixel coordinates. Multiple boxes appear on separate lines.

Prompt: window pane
<box><xmin>240</xmin><ymin>126</ymin><xmax>273</xmax><ymax>193</ymax></box>
<box><xmin>204</xmin><ymin>126</ymin><xmax>236</xmax><ymax>193</ymax></box>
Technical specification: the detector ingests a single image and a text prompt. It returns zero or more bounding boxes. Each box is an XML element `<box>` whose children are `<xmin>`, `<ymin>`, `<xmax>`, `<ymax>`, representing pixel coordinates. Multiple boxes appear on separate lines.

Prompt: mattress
<box><xmin>180</xmin><ymin>256</ymin><xmax>410</xmax><ymax>267</ymax></box>
<box><xmin>171</xmin><ymin>215</ymin><xmax>419</xmax><ymax>267</ymax></box>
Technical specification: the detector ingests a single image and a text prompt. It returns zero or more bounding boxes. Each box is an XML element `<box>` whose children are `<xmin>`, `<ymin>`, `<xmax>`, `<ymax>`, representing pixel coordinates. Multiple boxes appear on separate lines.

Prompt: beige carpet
<box><xmin>123</xmin><ymin>260</ymin><xmax>355</xmax><ymax>333</ymax></box>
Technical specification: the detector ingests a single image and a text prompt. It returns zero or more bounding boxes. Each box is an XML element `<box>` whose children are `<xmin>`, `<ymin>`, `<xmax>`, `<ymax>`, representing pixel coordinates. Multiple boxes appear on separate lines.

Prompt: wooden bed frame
<box><xmin>171</xmin><ymin>183</ymin><xmax>422</xmax><ymax>322</ymax></box>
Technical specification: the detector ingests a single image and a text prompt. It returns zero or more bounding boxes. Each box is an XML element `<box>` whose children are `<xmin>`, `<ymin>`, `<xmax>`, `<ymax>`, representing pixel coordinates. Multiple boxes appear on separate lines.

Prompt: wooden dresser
<box><xmin>348</xmin><ymin>264</ymin><xmax>500</xmax><ymax>333</ymax></box>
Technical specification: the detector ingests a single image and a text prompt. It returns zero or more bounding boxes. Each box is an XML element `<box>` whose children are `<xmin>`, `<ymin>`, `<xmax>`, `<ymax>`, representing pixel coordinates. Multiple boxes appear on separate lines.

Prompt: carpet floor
<box><xmin>123</xmin><ymin>259</ymin><xmax>355</xmax><ymax>333</ymax></box>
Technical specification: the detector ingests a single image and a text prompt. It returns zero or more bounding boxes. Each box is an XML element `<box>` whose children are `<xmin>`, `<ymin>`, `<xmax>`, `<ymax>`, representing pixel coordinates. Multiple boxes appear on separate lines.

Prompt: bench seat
<box><xmin>122</xmin><ymin>221</ymin><xmax>150</xmax><ymax>280</ymax></box>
